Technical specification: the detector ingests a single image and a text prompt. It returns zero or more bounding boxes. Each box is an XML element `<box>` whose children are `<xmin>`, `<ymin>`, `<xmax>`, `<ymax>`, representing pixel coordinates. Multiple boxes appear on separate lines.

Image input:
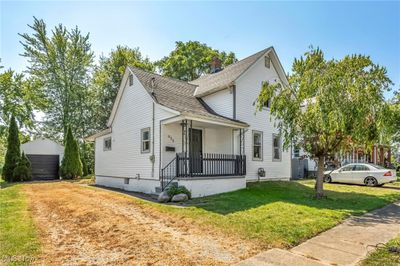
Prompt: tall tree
<box><xmin>2</xmin><ymin>116</ymin><xmax>21</xmax><ymax>182</ymax></box>
<box><xmin>19</xmin><ymin>17</ymin><xmax>94</xmax><ymax>141</ymax></box>
<box><xmin>386</xmin><ymin>90</ymin><xmax>400</xmax><ymax>143</ymax></box>
<box><xmin>257</xmin><ymin>48</ymin><xmax>391</xmax><ymax>198</ymax></box>
<box><xmin>91</xmin><ymin>45</ymin><xmax>154</xmax><ymax>129</ymax></box>
<box><xmin>60</xmin><ymin>126</ymin><xmax>82</xmax><ymax>179</ymax></box>
<box><xmin>157</xmin><ymin>41</ymin><xmax>236</xmax><ymax>81</ymax></box>
<box><xmin>0</xmin><ymin>68</ymin><xmax>45</xmax><ymax>137</ymax></box>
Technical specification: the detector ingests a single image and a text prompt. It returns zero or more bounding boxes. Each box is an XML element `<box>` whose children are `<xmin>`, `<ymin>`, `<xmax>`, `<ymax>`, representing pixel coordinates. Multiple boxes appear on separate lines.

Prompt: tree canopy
<box><xmin>386</xmin><ymin>90</ymin><xmax>400</xmax><ymax>143</ymax></box>
<box><xmin>258</xmin><ymin>48</ymin><xmax>392</xmax><ymax>198</ymax></box>
<box><xmin>0</xmin><ymin>68</ymin><xmax>45</xmax><ymax>137</ymax></box>
<box><xmin>19</xmin><ymin>17</ymin><xmax>94</xmax><ymax>141</ymax></box>
<box><xmin>156</xmin><ymin>41</ymin><xmax>237</xmax><ymax>81</ymax></box>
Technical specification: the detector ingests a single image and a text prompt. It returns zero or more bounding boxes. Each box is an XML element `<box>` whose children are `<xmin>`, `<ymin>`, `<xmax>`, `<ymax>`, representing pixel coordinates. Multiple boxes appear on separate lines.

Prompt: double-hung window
<box><xmin>252</xmin><ymin>130</ymin><xmax>263</xmax><ymax>161</ymax></box>
<box><xmin>141</xmin><ymin>128</ymin><xmax>151</xmax><ymax>153</ymax></box>
<box><xmin>272</xmin><ymin>134</ymin><xmax>281</xmax><ymax>161</ymax></box>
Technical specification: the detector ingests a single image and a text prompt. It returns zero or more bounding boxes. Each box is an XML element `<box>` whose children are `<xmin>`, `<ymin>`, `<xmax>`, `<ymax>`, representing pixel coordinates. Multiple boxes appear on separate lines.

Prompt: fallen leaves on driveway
<box><xmin>23</xmin><ymin>182</ymin><xmax>260</xmax><ymax>265</ymax></box>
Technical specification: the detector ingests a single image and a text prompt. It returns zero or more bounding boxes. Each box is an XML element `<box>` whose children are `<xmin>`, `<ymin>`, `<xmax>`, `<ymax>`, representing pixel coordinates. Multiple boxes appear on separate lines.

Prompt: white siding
<box><xmin>202</xmin><ymin>88</ymin><xmax>233</xmax><ymax>118</ymax></box>
<box><xmin>96</xmin><ymin>175</ymin><xmax>159</xmax><ymax>194</ymax></box>
<box><xmin>161</xmin><ymin>123</ymin><xmax>182</xmax><ymax>168</ymax></box>
<box><xmin>21</xmin><ymin>138</ymin><xmax>64</xmax><ymax>164</ymax></box>
<box><xmin>95</xmin><ymin>73</ymin><xmax>176</xmax><ymax>184</ymax></box>
<box><xmin>235</xmin><ymin>55</ymin><xmax>291</xmax><ymax>181</ymax></box>
<box><xmin>203</xmin><ymin>127</ymin><xmax>232</xmax><ymax>154</ymax></box>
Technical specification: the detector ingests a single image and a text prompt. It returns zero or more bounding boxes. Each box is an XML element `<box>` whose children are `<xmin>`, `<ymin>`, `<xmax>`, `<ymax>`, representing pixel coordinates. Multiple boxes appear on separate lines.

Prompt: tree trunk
<box><xmin>315</xmin><ymin>155</ymin><xmax>325</xmax><ymax>199</ymax></box>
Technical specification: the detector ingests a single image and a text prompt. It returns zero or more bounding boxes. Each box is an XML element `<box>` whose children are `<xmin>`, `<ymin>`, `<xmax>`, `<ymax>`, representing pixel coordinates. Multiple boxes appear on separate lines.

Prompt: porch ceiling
<box><xmin>161</xmin><ymin>114</ymin><xmax>248</xmax><ymax>129</ymax></box>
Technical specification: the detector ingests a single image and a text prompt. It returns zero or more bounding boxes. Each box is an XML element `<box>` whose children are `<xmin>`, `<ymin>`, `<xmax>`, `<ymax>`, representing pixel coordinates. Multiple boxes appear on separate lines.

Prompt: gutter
<box><xmin>84</xmin><ymin>128</ymin><xmax>112</xmax><ymax>142</ymax></box>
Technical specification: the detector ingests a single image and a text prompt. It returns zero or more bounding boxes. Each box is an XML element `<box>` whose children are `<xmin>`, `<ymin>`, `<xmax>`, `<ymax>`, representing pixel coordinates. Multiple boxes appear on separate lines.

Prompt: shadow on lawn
<box><xmin>186</xmin><ymin>181</ymin><xmax>400</xmax><ymax>216</ymax></box>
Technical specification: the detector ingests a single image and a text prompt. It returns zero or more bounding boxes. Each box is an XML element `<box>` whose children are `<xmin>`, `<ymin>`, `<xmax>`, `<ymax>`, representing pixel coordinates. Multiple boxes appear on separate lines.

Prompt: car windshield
<box><xmin>367</xmin><ymin>163</ymin><xmax>386</xmax><ymax>170</ymax></box>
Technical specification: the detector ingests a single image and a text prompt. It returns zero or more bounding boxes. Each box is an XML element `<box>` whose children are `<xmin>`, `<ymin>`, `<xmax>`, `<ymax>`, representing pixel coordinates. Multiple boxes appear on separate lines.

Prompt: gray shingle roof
<box><xmin>128</xmin><ymin>66</ymin><xmax>248</xmax><ymax>127</ymax></box>
<box><xmin>190</xmin><ymin>47</ymin><xmax>272</xmax><ymax>96</ymax></box>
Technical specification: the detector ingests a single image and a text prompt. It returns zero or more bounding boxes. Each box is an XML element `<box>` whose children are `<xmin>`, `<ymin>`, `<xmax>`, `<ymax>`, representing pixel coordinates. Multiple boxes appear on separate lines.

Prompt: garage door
<box><xmin>26</xmin><ymin>154</ymin><xmax>59</xmax><ymax>180</ymax></box>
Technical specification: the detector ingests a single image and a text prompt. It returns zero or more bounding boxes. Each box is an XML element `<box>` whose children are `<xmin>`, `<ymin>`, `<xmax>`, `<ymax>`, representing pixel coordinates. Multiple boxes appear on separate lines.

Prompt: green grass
<box><xmin>0</xmin><ymin>179</ymin><xmax>40</xmax><ymax>265</ymax></box>
<box><xmin>142</xmin><ymin>180</ymin><xmax>400</xmax><ymax>247</ymax></box>
<box><xmin>362</xmin><ymin>235</ymin><xmax>400</xmax><ymax>266</ymax></box>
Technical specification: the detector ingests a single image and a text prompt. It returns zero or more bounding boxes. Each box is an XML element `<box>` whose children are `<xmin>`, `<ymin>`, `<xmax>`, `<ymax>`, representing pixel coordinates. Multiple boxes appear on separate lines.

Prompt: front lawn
<box><xmin>0</xmin><ymin>180</ymin><xmax>40</xmax><ymax>265</ymax></box>
<box><xmin>152</xmin><ymin>180</ymin><xmax>400</xmax><ymax>248</ymax></box>
<box><xmin>362</xmin><ymin>235</ymin><xmax>400</xmax><ymax>265</ymax></box>
<box><xmin>1</xmin><ymin>179</ymin><xmax>400</xmax><ymax>264</ymax></box>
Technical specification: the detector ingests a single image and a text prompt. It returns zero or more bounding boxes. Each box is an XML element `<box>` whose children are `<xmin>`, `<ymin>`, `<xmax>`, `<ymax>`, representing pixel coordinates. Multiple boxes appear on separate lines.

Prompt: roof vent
<box><xmin>210</xmin><ymin>56</ymin><xmax>222</xmax><ymax>74</ymax></box>
<box><xmin>264</xmin><ymin>55</ymin><xmax>271</xmax><ymax>68</ymax></box>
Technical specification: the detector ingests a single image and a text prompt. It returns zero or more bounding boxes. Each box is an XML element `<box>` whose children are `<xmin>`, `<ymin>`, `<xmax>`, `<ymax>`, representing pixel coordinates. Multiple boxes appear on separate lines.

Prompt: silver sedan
<box><xmin>324</xmin><ymin>163</ymin><xmax>397</xmax><ymax>186</ymax></box>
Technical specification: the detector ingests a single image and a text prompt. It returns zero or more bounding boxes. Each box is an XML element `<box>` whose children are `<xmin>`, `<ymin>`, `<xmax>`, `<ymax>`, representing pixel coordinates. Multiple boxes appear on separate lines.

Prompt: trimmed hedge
<box><xmin>13</xmin><ymin>152</ymin><xmax>32</xmax><ymax>182</ymax></box>
<box><xmin>166</xmin><ymin>185</ymin><xmax>192</xmax><ymax>199</ymax></box>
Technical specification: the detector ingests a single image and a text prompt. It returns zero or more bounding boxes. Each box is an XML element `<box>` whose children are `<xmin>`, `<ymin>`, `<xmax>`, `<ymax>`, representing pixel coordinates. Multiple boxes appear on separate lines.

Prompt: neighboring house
<box><xmin>87</xmin><ymin>47</ymin><xmax>292</xmax><ymax>198</ymax></box>
<box><xmin>21</xmin><ymin>138</ymin><xmax>64</xmax><ymax>180</ymax></box>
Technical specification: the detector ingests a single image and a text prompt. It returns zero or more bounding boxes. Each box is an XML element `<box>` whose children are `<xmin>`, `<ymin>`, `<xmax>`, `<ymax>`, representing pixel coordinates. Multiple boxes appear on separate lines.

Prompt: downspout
<box><xmin>232</xmin><ymin>85</ymin><xmax>236</xmax><ymax>120</ymax></box>
<box><xmin>152</xmin><ymin>102</ymin><xmax>155</xmax><ymax>177</ymax></box>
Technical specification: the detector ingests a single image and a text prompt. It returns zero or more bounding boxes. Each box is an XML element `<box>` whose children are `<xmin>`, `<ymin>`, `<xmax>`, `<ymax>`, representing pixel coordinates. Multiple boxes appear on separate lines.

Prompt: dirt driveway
<box><xmin>23</xmin><ymin>182</ymin><xmax>259</xmax><ymax>265</ymax></box>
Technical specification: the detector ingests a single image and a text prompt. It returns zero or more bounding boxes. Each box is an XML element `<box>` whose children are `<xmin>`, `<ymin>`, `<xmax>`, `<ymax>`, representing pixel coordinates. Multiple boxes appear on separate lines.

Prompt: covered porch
<box><xmin>160</xmin><ymin>116</ymin><xmax>247</xmax><ymax>190</ymax></box>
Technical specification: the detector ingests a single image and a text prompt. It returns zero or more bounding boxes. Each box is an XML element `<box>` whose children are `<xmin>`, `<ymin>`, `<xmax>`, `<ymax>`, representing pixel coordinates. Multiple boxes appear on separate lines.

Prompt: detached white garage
<box><xmin>21</xmin><ymin>138</ymin><xmax>64</xmax><ymax>180</ymax></box>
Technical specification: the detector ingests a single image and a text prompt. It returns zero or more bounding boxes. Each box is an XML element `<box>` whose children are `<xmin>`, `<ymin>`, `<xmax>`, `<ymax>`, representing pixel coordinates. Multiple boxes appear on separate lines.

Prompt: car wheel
<box><xmin>324</xmin><ymin>175</ymin><xmax>332</xmax><ymax>183</ymax></box>
<box><xmin>364</xmin><ymin>177</ymin><xmax>378</xmax><ymax>187</ymax></box>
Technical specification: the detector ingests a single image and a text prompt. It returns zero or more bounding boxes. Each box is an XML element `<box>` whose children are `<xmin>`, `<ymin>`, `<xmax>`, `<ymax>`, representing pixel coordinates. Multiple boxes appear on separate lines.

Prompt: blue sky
<box><xmin>1</xmin><ymin>1</ymin><xmax>399</xmax><ymax>98</ymax></box>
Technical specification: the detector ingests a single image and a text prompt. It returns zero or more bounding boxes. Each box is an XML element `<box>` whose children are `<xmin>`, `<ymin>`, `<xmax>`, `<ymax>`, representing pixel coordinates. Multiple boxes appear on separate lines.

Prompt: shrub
<box><xmin>13</xmin><ymin>152</ymin><xmax>32</xmax><ymax>182</ymax></box>
<box><xmin>60</xmin><ymin>127</ymin><xmax>83</xmax><ymax>179</ymax></box>
<box><xmin>166</xmin><ymin>185</ymin><xmax>191</xmax><ymax>199</ymax></box>
<box><xmin>2</xmin><ymin>116</ymin><xmax>21</xmax><ymax>182</ymax></box>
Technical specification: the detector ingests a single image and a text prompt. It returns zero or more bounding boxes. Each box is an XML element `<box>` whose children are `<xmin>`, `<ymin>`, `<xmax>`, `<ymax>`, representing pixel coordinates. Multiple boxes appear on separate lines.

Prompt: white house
<box><xmin>87</xmin><ymin>47</ymin><xmax>292</xmax><ymax>198</ymax></box>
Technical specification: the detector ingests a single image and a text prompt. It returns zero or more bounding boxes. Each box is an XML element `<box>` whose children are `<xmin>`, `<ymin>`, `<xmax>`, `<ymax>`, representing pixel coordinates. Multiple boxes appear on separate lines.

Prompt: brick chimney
<box><xmin>210</xmin><ymin>56</ymin><xmax>222</xmax><ymax>74</ymax></box>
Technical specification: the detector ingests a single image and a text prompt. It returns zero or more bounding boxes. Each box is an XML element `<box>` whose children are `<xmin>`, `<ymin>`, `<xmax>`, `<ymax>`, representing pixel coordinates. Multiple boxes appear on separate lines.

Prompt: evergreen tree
<box><xmin>81</xmin><ymin>154</ymin><xmax>89</xmax><ymax>177</ymax></box>
<box><xmin>60</xmin><ymin>127</ymin><xmax>83</xmax><ymax>179</ymax></box>
<box><xmin>2</xmin><ymin>115</ymin><xmax>20</xmax><ymax>182</ymax></box>
<box><xmin>13</xmin><ymin>152</ymin><xmax>32</xmax><ymax>182</ymax></box>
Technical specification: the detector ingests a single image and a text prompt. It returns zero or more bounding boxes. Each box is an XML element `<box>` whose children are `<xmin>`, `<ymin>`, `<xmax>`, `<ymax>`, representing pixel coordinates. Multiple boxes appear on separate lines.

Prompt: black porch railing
<box><xmin>161</xmin><ymin>153</ymin><xmax>246</xmax><ymax>190</ymax></box>
<box><xmin>177</xmin><ymin>153</ymin><xmax>246</xmax><ymax>177</ymax></box>
<box><xmin>160</xmin><ymin>157</ymin><xmax>177</xmax><ymax>191</ymax></box>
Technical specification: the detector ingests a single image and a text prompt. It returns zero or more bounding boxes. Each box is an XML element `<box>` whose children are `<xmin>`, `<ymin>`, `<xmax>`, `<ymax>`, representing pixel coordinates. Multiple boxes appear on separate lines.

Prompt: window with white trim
<box><xmin>252</xmin><ymin>130</ymin><xmax>263</xmax><ymax>161</ymax></box>
<box><xmin>272</xmin><ymin>134</ymin><xmax>281</xmax><ymax>161</ymax></box>
<box><xmin>103</xmin><ymin>137</ymin><xmax>112</xmax><ymax>151</ymax></box>
<box><xmin>261</xmin><ymin>81</ymin><xmax>271</xmax><ymax>108</ymax></box>
<box><xmin>141</xmin><ymin>128</ymin><xmax>150</xmax><ymax>153</ymax></box>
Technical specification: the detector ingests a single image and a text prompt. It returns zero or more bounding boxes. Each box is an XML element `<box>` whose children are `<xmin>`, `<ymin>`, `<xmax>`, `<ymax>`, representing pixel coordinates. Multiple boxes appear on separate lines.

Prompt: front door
<box><xmin>189</xmin><ymin>128</ymin><xmax>203</xmax><ymax>174</ymax></box>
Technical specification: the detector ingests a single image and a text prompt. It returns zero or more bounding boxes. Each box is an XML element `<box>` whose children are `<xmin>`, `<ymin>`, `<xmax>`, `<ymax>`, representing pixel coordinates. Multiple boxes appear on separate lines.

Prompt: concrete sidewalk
<box><xmin>236</xmin><ymin>201</ymin><xmax>400</xmax><ymax>266</ymax></box>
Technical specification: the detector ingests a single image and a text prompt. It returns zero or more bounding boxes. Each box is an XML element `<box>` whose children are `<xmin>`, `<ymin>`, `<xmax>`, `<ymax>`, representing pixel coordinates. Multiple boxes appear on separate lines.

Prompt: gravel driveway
<box><xmin>23</xmin><ymin>182</ymin><xmax>258</xmax><ymax>265</ymax></box>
